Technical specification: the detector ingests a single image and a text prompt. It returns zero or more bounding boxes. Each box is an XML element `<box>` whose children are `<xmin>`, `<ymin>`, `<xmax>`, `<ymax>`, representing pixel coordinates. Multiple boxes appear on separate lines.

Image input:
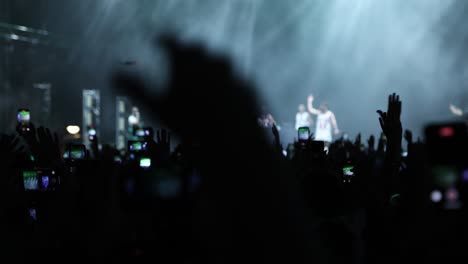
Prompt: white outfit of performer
<box><xmin>307</xmin><ymin>95</ymin><xmax>339</xmax><ymax>143</ymax></box>
<box><xmin>315</xmin><ymin>112</ymin><xmax>333</xmax><ymax>143</ymax></box>
<box><xmin>295</xmin><ymin>112</ymin><xmax>312</xmax><ymax>130</ymax></box>
<box><xmin>128</xmin><ymin>115</ymin><xmax>139</xmax><ymax>126</ymax></box>
<box><xmin>128</xmin><ymin>107</ymin><xmax>141</xmax><ymax>126</ymax></box>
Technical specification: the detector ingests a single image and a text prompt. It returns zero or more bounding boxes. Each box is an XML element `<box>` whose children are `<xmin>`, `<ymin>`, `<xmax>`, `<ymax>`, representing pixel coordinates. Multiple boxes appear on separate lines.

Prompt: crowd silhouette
<box><xmin>1</xmin><ymin>35</ymin><xmax>468</xmax><ymax>263</ymax></box>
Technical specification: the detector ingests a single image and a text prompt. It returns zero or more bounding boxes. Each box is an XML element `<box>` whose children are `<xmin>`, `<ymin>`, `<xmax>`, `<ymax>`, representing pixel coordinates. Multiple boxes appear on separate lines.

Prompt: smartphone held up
<box><xmin>298</xmin><ymin>127</ymin><xmax>310</xmax><ymax>142</ymax></box>
<box><xmin>22</xmin><ymin>169</ymin><xmax>60</xmax><ymax>191</ymax></box>
<box><xmin>17</xmin><ymin>108</ymin><xmax>31</xmax><ymax>134</ymax></box>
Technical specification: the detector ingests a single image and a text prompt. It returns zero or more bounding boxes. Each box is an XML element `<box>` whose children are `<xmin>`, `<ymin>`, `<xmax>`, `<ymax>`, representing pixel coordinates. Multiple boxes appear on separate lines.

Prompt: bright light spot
<box><xmin>140</xmin><ymin>158</ymin><xmax>151</xmax><ymax>168</ymax></box>
<box><xmin>66</xmin><ymin>125</ymin><xmax>80</xmax><ymax>135</ymax></box>
<box><xmin>88</xmin><ymin>128</ymin><xmax>97</xmax><ymax>136</ymax></box>
<box><xmin>439</xmin><ymin>126</ymin><xmax>454</xmax><ymax>137</ymax></box>
<box><xmin>431</xmin><ymin>190</ymin><xmax>442</xmax><ymax>203</ymax></box>
<box><xmin>10</xmin><ymin>34</ymin><xmax>19</xmax><ymax>40</ymax></box>
<box><xmin>343</xmin><ymin>166</ymin><xmax>354</xmax><ymax>176</ymax></box>
<box><xmin>17</xmin><ymin>26</ymin><xmax>28</xmax><ymax>31</ymax></box>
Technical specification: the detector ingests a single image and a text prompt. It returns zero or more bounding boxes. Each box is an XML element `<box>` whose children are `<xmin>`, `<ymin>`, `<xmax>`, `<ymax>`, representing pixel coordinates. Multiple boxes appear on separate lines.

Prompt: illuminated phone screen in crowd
<box><xmin>17</xmin><ymin>109</ymin><xmax>30</xmax><ymax>122</ymax></box>
<box><xmin>23</xmin><ymin>171</ymin><xmax>38</xmax><ymax>190</ymax></box>
<box><xmin>140</xmin><ymin>157</ymin><xmax>151</xmax><ymax>168</ymax></box>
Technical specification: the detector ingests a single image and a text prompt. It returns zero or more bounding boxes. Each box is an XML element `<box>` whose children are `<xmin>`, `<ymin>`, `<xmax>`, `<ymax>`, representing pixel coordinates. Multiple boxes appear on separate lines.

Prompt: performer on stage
<box><xmin>295</xmin><ymin>104</ymin><xmax>313</xmax><ymax>130</ymax></box>
<box><xmin>128</xmin><ymin>106</ymin><xmax>142</xmax><ymax>139</ymax></box>
<box><xmin>128</xmin><ymin>106</ymin><xmax>141</xmax><ymax>127</ymax></box>
<box><xmin>307</xmin><ymin>95</ymin><xmax>339</xmax><ymax>143</ymax></box>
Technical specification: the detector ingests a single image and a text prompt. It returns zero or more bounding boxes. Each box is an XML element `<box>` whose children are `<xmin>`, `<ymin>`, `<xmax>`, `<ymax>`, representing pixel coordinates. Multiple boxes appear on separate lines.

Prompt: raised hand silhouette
<box><xmin>0</xmin><ymin>134</ymin><xmax>24</xmax><ymax>162</ymax></box>
<box><xmin>354</xmin><ymin>133</ymin><xmax>361</xmax><ymax>147</ymax></box>
<box><xmin>0</xmin><ymin>133</ymin><xmax>26</xmax><ymax>203</ymax></box>
<box><xmin>112</xmin><ymin>35</ymin><xmax>312</xmax><ymax>263</ymax></box>
<box><xmin>404</xmin><ymin>129</ymin><xmax>413</xmax><ymax>146</ymax></box>
<box><xmin>376</xmin><ymin>93</ymin><xmax>402</xmax><ymax>150</ymax></box>
<box><xmin>272</xmin><ymin>124</ymin><xmax>283</xmax><ymax>154</ymax></box>
<box><xmin>17</xmin><ymin>124</ymin><xmax>61</xmax><ymax>167</ymax></box>
<box><xmin>376</xmin><ymin>93</ymin><xmax>403</xmax><ymax>208</ymax></box>
<box><xmin>367</xmin><ymin>135</ymin><xmax>375</xmax><ymax>152</ymax></box>
<box><xmin>156</xmin><ymin>129</ymin><xmax>171</xmax><ymax>160</ymax></box>
<box><xmin>377</xmin><ymin>133</ymin><xmax>386</xmax><ymax>155</ymax></box>
<box><xmin>113</xmin><ymin>36</ymin><xmax>263</xmax><ymax>148</ymax></box>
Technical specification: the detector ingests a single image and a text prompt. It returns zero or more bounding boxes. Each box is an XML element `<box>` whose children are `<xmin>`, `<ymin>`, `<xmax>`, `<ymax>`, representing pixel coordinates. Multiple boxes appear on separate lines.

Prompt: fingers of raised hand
<box><xmin>376</xmin><ymin>110</ymin><xmax>387</xmax><ymax>119</ymax></box>
<box><xmin>378</xmin><ymin>117</ymin><xmax>385</xmax><ymax>132</ymax></box>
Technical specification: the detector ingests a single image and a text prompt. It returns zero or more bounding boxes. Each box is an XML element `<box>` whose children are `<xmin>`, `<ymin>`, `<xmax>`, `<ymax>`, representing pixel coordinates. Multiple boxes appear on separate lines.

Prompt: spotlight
<box><xmin>66</xmin><ymin>125</ymin><xmax>80</xmax><ymax>135</ymax></box>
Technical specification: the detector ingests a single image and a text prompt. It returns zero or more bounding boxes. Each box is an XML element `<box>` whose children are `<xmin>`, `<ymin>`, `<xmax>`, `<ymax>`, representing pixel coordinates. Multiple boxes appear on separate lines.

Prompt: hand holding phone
<box><xmin>128</xmin><ymin>140</ymin><xmax>147</xmax><ymax>152</ymax></box>
<box><xmin>298</xmin><ymin>127</ymin><xmax>310</xmax><ymax>141</ymax></box>
<box><xmin>23</xmin><ymin>169</ymin><xmax>59</xmax><ymax>191</ymax></box>
<box><xmin>134</xmin><ymin>127</ymin><xmax>145</xmax><ymax>138</ymax></box>
<box><xmin>64</xmin><ymin>144</ymin><xmax>86</xmax><ymax>160</ymax></box>
<box><xmin>17</xmin><ymin>109</ymin><xmax>31</xmax><ymax>133</ymax></box>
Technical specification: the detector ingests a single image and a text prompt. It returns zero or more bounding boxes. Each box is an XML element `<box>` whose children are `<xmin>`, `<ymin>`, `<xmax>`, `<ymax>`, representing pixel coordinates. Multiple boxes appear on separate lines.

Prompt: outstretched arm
<box><xmin>267</xmin><ymin>114</ymin><xmax>277</xmax><ymax>127</ymax></box>
<box><xmin>307</xmin><ymin>95</ymin><xmax>321</xmax><ymax>115</ymax></box>
<box><xmin>377</xmin><ymin>93</ymin><xmax>402</xmax><ymax>202</ymax></box>
<box><xmin>330</xmin><ymin>112</ymin><xmax>340</xmax><ymax>134</ymax></box>
<box><xmin>307</xmin><ymin>114</ymin><xmax>314</xmax><ymax>126</ymax></box>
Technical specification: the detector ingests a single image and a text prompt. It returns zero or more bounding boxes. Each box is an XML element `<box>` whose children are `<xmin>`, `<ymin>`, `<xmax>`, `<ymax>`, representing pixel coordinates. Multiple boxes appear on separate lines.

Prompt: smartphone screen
<box><xmin>17</xmin><ymin>109</ymin><xmax>30</xmax><ymax>123</ymax></box>
<box><xmin>298</xmin><ymin>127</ymin><xmax>310</xmax><ymax>141</ymax></box>
<box><xmin>23</xmin><ymin>169</ymin><xmax>58</xmax><ymax>191</ymax></box>
<box><xmin>17</xmin><ymin>109</ymin><xmax>31</xmax><ymax>133</ymax></box>
<box><xmin>342</xmin><ymin>163</ymin><xmax>354</xmax><ymax>183</ymax></box>
<box><xmin>134</xmin><ymin>128</ymin><xmax>145</xmax><ymax>137</ymax></box>
<box><xmin>342</xmin><ymin>165</ymin><xmax>354</xmax><ymax>176</ymax></box>
<box><xmin>139</xmin><ymin>157</ymin><xmax>151</xmax><ymax>168</ymax></box>
<box><xmin>70</xmin><ymin>149</ymin><xmax>83</xmax><ymax>159</ymax></box>
<box><xmin>64</xmin><ymin>144</ymin><xmax>86</xmax><ymax>160</ymax></box>
<box><xmin>23</xmin><ymin>170</ymin><xmax>39</xmax><ymax>190</ymax></box>
<box><xmin>131</xmin><ymin>141</ymin><xmax>142</xmax><ymax>151</ymax></box>
<box><xmin>36</xmin><ymin>169</ymin><xmax>59</xmax><ymax>191</ymax></box>
<box><xmin>128</xmin><ymin>141</ymin><xmax>147</xmax><ymax>152</ymax></box>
